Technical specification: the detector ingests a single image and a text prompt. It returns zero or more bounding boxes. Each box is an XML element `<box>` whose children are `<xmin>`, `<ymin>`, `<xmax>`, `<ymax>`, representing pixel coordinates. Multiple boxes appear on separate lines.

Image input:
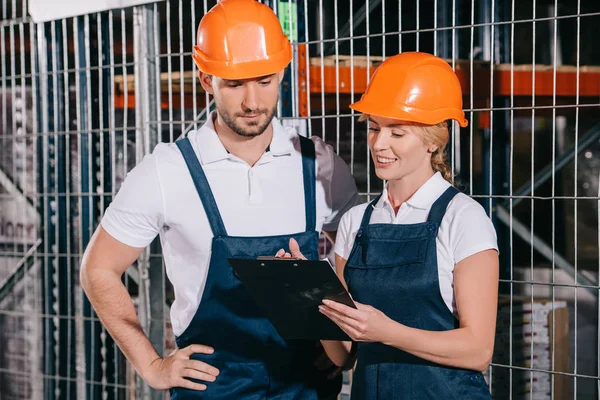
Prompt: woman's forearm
<box><xmin>382</xmin><ymin>321</ymin><xmax>493</xmax><ymax>371</ymax></box>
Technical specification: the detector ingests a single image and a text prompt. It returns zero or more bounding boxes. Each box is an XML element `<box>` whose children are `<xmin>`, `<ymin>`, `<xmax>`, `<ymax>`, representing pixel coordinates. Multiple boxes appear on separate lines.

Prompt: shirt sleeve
<box><xmin>333</xmin><ymin>209</ymin><xmax>355</xmax><ymax>261</ymax></box>
<box><xmin>312</xmin><ymin>136</ymin><xmax>359</xmax><ymax>232</ymax></box>
<box><xmin>100</xmin><ymin>149</ymin><xmax>165</xmax><ymax>248</ymax></box>
<box><xmin>449</xmin><ymin>199</ymin><xmax>499</xmax><ymax>264</ymax></box>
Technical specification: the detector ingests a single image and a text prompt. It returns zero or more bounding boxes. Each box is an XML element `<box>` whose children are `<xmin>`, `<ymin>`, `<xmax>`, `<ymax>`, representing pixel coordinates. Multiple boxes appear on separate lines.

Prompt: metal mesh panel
<box><xmin>1</xmin><ymin>1</ymin><xmax>43</xmax><ymax>399</ymax></box>
<box><xmin>0</xmin><ymin>0</ymin><xmax>598</xmax><ymax>399</ymax></box>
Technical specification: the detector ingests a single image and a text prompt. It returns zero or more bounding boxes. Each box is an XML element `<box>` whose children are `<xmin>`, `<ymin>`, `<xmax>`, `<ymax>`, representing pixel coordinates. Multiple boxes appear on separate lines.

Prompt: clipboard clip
<box><xmin>256</xmin><ymin>256</ymin><xmax>302</xmax><ymax>267</ymax></box>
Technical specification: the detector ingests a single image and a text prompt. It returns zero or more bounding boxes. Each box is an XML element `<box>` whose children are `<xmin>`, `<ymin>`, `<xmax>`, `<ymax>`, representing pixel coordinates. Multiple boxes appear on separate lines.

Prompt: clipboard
<box><xmin>227</xmin><ymin>257</ymin><xmax>356</xmax><ymax>341</ymax></box>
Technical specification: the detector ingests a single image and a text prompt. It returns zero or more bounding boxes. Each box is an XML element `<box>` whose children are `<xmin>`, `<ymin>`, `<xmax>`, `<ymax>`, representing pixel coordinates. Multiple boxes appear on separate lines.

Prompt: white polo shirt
<box><xmin>334</xmin><ymin>172</ymin><xmax>498</xmax><ymax>315</ymax></box>
<box><xmin>101</xmin><ymin>113</ymin><xmax>359</xmax><ymax>335</ymax></box>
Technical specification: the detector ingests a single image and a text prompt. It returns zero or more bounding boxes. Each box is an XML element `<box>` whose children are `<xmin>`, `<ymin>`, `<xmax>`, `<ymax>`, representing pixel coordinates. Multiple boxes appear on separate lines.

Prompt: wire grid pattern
<box><xmin>0</xmin><ymin>2</ymin><xmax>43</xmax><ymax>399</ymax></box>
<box><xmin>0</xmin><ymin>0</ymin><xmax>598</xmax><ymax>399</ymax></box>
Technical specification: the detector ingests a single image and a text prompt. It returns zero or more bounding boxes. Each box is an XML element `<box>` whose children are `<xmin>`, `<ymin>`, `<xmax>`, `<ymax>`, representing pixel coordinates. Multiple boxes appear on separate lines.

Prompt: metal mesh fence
<box><xmin>0</xmin><ymin>0</ymin><xmax>599</xmax><ymax>398</ymax></box>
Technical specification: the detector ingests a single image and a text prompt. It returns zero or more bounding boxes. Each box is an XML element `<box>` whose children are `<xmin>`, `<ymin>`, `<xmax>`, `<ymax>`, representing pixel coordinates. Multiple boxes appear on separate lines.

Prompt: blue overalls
<box><xmin>345</xmin><ymin>187</ymin><xmax>492</xmax><ymax>399</ymax></box>
<box><xmin>171</xmin><ymin>136</ymin><xmax>341</xmax><ymax>399</ymax></box>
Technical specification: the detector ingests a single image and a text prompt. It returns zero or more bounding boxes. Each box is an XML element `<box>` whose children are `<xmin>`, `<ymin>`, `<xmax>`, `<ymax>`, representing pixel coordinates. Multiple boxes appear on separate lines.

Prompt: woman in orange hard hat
<box><xmin>317</xmin><ymin>52</ymin><xmax>500</xmax><ymax>399</ymax></box>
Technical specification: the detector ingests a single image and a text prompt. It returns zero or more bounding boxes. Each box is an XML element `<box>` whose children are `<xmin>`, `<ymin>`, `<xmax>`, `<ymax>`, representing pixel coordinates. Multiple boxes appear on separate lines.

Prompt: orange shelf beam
<box><xmin>114</xmin><ymin>58</ymin><xmax>600</xmax><ymax>114</ymax></box>
<box><xmin>308</xmin><ymin>60</ymin><xmax>600</xmax><ymax>98</ymax></box>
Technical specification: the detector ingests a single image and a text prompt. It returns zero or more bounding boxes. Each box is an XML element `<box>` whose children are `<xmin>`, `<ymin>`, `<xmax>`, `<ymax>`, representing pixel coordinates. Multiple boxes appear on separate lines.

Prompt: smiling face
<box><xmin>366</xmin><ymin>115</ymin><xmax>438</xmax><ymax>183</ymax></box>
<box><xmin>199</xmin><ymin>70</ymin><xmax>284</xmax><ymax>137</ymax></box>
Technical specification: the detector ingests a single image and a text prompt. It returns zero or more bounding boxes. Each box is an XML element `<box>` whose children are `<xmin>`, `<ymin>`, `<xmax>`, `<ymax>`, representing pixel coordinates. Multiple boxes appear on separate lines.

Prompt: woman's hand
<box><xmin>319</xmin><ymin>299</ymin><xmax>392</xmax><ymax>343</ymax></box>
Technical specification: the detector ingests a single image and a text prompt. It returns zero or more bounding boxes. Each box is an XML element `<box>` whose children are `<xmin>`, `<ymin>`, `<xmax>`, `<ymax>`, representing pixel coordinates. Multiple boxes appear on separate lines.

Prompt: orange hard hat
<box><xmin>350</xmin><ymin>52</ymin><xmax>468</xmax><ymax>127</ymax></box>
<box><xmin>192</xmin><ymin>0</ymin><xmax>292</xmax><ymax>80</ymax></box>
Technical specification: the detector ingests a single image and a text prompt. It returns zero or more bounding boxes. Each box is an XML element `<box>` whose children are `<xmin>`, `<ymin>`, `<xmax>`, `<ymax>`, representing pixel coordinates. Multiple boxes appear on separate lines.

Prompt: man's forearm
<box><xmin>320</xmin><ymin>340</ymin><xmax>353</xmax><ymax>368</ymax></box>
<box><xmin>81</xmin><ymin>267</ymin><xmax>160</xmax><ymax>381</ymax></box>
<box><xmin>322</xmin><ymin>230</ymin><xmax>337</xmax><ymax>244</ymax></box>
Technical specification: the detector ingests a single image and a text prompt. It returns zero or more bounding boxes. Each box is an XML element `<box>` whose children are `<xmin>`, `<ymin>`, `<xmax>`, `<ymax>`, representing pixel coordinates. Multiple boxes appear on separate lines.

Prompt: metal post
<box><xmin>35</xmin><ymin>22</ymin><xmax>55</xmax><ymax>400</ymax></box>
<box><xmin>97</xmin><ymin>11</ymin><xmax>123</xmax><ymax>399</ymax></box>
<box><xmin>75</xmin><ymin>13</ymin><xmax>103</xmax><ymax>400</ymax></box>
<box><xmin>478</xmin><ymin>0</ymin><xmax>510</xmax><ymax>292</ymax></box>
<box><xmin>493</xmin><ymin>0</ymin><xmax>512</xmax><ymax>296</ymax></box>
<box><xmin>37</xmin><ymin>19</ymin><xmax>77</xmax><ymax>400</ymax></box>
<box><xmin>436</xmin><ymin>0</ymin><xmax>451</xmax><ymax>59</ymax></box>
<box><xmin>437</xmin><ymin>0</ymin><xmax>454</xmax><ymax>177</ymax></box>
<box><xmin>277</xmin><ymin>0</ymin><xmax>297</xmax><ymax>118</ymax></box>
<box><xmin>134</xmin><ymin>5</ymin><xmax>163</xmax><ymax>399</ymax></box>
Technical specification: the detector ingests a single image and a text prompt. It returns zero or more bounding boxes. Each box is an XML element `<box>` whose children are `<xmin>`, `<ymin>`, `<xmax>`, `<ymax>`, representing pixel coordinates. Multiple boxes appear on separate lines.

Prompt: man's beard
<box><xmin>217</xmin><ymin>104</ymin><xmax>277</xmax><ymax>138</ymax></box>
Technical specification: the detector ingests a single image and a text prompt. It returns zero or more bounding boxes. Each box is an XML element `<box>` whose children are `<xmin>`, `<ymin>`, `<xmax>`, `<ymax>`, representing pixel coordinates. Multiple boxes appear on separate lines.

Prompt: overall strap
<box><xmin>298</xmin><ymin>135</ymin><xmax>316</xmax><ymax>232</ymax></box>
<box><xmin>176</xmin><ymin>138</ymin><xmax>228</xmax><ymax>237</ymax></box>
<box><xmin>426</xmin><ymin>186</ymin><xmax>460</xmax><ymax>225</ymax></box>
<box><xmin>358</xmin><ymin>194</ymin><xmax>382</xmax><ymax>231</ymax></box>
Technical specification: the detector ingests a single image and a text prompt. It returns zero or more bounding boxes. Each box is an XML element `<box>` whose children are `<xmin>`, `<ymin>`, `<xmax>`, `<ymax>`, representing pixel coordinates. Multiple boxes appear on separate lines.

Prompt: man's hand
<box><xmin>275</xmin><ymin>238</ymin><xmax>307</xmax><ymax>260</ymax></box>
<box><xmin>143</xmin><ymin>344</ymin><xmax>220</xmax><ymax>391</ymax></box>
<box><xmin>313</xmin><ymin>344</ymin><xmax>344</xmax><ymax>380</ymax></box>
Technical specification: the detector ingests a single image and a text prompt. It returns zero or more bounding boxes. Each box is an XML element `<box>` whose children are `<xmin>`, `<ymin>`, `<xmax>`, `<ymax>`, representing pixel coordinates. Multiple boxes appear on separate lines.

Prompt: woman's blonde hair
<box><xmin>360</xmin><ymin>114</ymin><xmax>453</xmax><ymax>183</ymax></box>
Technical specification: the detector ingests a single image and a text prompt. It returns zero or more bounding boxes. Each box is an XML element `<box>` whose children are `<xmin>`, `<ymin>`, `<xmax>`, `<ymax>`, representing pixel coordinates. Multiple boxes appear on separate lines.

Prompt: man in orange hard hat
<box><xmin>80</xmin><ymin>0</ymin><xmax>358</xmax><ymax>398</ymax></box>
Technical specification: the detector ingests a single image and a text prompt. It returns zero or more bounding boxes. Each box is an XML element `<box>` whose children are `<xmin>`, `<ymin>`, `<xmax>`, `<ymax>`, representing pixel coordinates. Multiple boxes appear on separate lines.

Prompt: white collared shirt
<box><xmin>101</xmin><ymin>113</ymin><xmax>359</xmax><ymax>335</ymax></box>
<box><xmin>334</xmin><ymin>172</ymin><xmax>498</xmax><ymax>315</ymax></box>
